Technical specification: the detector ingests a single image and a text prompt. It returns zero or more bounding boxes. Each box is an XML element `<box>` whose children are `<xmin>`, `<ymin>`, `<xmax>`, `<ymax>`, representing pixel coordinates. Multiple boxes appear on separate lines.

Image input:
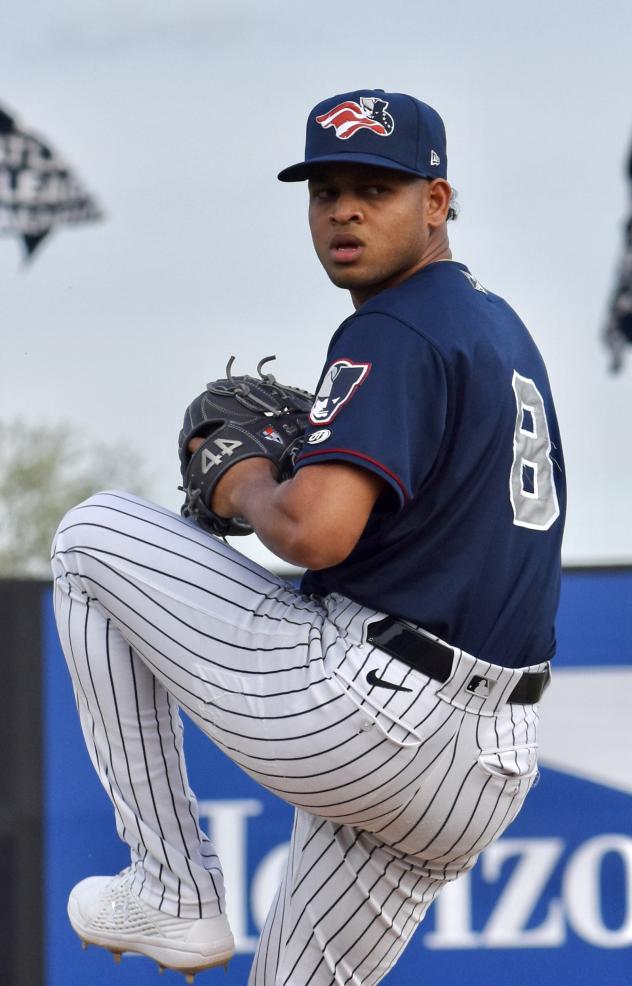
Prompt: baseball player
<box><xmin>51</xmin><ymin>89</ymin><xmax>566</xmax><ymax>985</ymax></box>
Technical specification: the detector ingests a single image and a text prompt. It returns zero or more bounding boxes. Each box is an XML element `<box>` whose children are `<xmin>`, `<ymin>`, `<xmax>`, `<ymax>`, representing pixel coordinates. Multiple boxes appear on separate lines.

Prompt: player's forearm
<box><xmin>215</xmin><ymin>460</ymin><xmax>347</xmax><ymax>570</ymax></box>
<box><xmin>242</xmin><ymin>483</ymin><xmax>328</xmax><ymax>569</ymax></box>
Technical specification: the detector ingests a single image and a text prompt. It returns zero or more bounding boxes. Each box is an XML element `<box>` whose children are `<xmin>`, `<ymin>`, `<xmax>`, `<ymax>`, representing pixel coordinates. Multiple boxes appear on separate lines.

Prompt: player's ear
<box><xmin>426</xmin><ymin>179</ymin><xmax>452</xmax><ymax>227</ymax></box>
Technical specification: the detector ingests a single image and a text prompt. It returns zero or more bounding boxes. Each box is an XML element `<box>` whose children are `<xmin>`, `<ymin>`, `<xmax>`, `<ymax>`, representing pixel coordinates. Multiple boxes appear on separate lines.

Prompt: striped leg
<box><xmin>53</xmin><ymin>578</ymin><xmax>226</xmax><ymax>917</ymax></box>
<box><xmin>249</xmin><ymin>809</ymin><xmax>443</xmax><ymax>986</ymax></box>
<box><xmin>51</xmin><ymin>491</ymin><xmax>324</xmax><ymax>918</ymax></box>
<box><xmin>50</xmin><ymin>491</ymin><xmax>442</xmax><ymax>838</ymax></box>
<box><xmin>247</xmin><ymin>706</ymin><xmax>539</xmax><ymax>986</ymax></box>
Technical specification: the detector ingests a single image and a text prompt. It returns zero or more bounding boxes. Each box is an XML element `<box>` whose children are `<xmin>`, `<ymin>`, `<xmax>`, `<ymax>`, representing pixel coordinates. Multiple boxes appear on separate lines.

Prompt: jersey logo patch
<box><xmin>310</xmin><ymin>359</ymin><xmax>371</xmax><ymax>425</ymax></box>
<box><xmin>315</xmin><ymin>98</ymin><xmax>395</xmax><ymax>141</ymax></box>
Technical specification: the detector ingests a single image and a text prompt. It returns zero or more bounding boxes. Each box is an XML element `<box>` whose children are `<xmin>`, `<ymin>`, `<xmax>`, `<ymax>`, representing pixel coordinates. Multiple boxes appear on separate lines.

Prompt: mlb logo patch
<box><xmin>466</xmin><ymin>675</ymin><xmax>491</xmax><ymax>698</ymax></box>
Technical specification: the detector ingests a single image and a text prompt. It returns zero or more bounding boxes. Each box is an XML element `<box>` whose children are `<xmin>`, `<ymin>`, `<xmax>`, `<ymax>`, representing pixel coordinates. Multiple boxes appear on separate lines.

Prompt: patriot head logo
<box><xmin>310</xmin><ymin>359</ymin><xmax>371</xmax><ymax>425</ymax></box>
<box><xmin>315</xmin><ymin>97</ymin><xmax>395</xmax><ymax>141</ymax></box>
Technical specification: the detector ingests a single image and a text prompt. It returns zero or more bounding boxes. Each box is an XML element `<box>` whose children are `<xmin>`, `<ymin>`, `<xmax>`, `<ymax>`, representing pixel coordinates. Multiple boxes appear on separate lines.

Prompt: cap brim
<box><xmin>277</xmin><ymin>153</ymin><xmax>431</xmax><ymax>182</ymax></box>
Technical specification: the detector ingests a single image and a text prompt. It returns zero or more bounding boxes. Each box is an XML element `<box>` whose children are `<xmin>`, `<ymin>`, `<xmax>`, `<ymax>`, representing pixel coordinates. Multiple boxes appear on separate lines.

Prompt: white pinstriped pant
<box><xmin>51</xmin><ymin>492</ymin><xmax>545</xmax><ymax>986</ymax></box>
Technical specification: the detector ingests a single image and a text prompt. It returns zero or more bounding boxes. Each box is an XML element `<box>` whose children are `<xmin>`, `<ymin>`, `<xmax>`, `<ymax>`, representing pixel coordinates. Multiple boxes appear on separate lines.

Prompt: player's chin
<box><xmin>324</xmin><ymin>264</ymin><xmax>374</xmax><ymax>290</ymax></box>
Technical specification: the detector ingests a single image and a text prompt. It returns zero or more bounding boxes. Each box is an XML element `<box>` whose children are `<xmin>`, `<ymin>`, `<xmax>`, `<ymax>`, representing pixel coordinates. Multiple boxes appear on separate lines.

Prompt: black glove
<box><xmin>178</xmin><ymin>356</ymin><xmax>314</xmax><ymax>536</ymax></box>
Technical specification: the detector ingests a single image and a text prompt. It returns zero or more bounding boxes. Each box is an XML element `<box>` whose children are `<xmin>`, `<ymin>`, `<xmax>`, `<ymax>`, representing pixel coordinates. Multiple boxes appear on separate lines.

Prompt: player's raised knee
<box><xmin>51</xmin><ymin>490</ymin><xmax>130</xmax><ymax>558</ymax></box>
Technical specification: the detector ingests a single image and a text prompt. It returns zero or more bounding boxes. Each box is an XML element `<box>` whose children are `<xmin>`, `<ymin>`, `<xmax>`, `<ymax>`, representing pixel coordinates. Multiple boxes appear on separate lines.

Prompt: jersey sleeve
<box><xmin>295</xmin><ymin>311</ymin><xmax>447</xmax><ymax>507</ymax></box>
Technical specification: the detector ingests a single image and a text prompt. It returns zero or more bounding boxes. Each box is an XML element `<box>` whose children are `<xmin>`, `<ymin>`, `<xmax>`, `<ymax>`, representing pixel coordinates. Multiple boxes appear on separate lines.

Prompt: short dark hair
<box><xmin>447</xmin><ymin>187</ymin><xmax>459</xmax><ymax>222</ymax></box>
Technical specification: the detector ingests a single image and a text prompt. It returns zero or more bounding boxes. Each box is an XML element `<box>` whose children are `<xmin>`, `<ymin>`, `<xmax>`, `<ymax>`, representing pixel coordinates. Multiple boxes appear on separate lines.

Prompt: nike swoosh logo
<box><xmin>366</xmin><ymin>669</ymin><xmax>413</xmax><ymax>692</ymax></box>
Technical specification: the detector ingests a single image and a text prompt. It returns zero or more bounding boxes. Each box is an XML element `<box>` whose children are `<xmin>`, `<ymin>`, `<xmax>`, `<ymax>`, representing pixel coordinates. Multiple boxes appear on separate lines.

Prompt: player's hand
<box><xmin>179</xmin><ymin>360</ymin><xmax>313</xmax><ymax>537</ymax></box>
<box><xmin>188</xmin><ymin>438</ymin><xmax>277</xmax><ymax>519</ymax></box>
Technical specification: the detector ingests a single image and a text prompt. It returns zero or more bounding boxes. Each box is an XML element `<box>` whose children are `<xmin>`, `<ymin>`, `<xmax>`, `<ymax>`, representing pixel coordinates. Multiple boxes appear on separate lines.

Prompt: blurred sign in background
<box><xmin>42</xmin><ymin>569</ymin><xmax>632</xmax><ymax>986</ymax></box>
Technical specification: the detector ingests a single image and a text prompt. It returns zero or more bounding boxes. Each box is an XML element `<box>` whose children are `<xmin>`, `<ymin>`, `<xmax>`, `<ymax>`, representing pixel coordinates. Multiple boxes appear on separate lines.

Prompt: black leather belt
<box><xmin>366</xmin><ymin>617</ymin><xmax>550</xmax><ymax>704</ymax></box>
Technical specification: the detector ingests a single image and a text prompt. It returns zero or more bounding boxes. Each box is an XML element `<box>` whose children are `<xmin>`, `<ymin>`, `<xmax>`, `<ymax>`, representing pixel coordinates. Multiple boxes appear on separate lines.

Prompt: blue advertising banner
<box><xmin>43</xmin><ymin>570</ymin><xmax>632</xmax><ymax>986</ymax></box>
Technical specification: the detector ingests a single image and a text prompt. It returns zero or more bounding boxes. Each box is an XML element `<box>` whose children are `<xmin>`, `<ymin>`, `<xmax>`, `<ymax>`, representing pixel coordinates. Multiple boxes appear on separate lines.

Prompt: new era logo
<box><xmin>430</xmin><ymin>150</ymin><xmax>440</xmax><ymax>166</ymax></box>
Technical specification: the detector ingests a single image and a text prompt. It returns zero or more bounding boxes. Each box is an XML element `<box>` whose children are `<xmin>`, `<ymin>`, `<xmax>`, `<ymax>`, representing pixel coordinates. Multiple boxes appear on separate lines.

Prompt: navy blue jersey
<box><xmin>297</xmin><ymin>261</ymin><xmax>566</xmax><ymax>669</ymax></box>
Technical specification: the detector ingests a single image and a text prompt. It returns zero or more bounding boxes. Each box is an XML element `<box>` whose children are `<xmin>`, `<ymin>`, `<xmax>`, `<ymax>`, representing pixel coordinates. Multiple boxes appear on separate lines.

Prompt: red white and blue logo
<box><xmin>310</xmin><ymin>358</ymin><xmax>371</xmax><ymax>424</ymax></box>
<box><xmin>260</xmin><ymin>425</ymin><xmax>283</xmax><ymax>444</ymax></box>
<box><xmin>316</xmin><ymin>97</ymin><xmax>395</xmax><ymax>141</ymax></box>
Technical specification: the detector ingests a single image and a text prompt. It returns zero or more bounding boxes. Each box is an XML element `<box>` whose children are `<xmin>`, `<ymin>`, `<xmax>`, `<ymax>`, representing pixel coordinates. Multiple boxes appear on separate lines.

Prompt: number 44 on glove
<box><xmin>178</xmin><ymin>356</ymin><xmax>314</xmax><ymax>537</ymax></box>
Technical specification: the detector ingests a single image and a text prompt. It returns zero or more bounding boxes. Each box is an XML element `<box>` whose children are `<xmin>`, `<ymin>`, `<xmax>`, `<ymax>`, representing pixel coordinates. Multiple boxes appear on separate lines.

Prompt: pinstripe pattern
<box><xmin>51</xmin><ymin>491</ymin><xmax>545</xmax><ymax>984</ymax></box>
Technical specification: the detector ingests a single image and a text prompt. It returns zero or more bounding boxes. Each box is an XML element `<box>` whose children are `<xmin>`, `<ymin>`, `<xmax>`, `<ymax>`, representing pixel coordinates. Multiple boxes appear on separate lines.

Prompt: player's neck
<box><xmin>350</xmin><ymin>244</ymin><xmax>453</xmax><ymax>309</ymax></box>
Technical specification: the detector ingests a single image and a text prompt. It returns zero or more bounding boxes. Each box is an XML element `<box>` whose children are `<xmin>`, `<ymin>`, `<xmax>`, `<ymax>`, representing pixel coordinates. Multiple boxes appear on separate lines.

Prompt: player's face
<box><xmin>307</xmin><ymin>164</ymin><xmax>450</xmax><ymax>306</ymax></box>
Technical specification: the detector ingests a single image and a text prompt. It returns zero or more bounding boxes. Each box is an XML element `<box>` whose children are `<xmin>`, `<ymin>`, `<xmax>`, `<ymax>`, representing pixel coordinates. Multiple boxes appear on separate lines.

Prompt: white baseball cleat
<box><xmin>67</xmin><ymin>868</ymin><xmax>235</xmax><ymax>981</ymax></box>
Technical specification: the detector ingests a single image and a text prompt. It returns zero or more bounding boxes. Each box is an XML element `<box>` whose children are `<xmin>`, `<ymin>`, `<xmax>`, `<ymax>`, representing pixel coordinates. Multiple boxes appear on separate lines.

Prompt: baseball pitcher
<box><xmin>51</xmin><ymin>89</ymin><xmax>566</xmax><ymax>985</ymax></box>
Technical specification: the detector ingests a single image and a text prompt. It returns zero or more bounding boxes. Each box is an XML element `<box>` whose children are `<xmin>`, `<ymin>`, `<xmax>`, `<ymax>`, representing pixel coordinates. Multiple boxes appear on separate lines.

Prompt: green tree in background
<box><xmin>0</xmin><ymin>422</ymin><xmax>151</xmax><ymax>578</ymax></box>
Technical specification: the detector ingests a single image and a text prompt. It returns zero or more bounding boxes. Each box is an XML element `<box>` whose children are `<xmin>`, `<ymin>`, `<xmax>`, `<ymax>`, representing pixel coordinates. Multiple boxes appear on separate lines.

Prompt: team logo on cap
<box><xmin>315</xmin><ymin>97</ymin><xmax>395</xmax><ymax>141</ymax></box>
<box><xmin>310</xmin><ymin>359</ymin><xmax>371</xmax><ymax>424</ymax></box>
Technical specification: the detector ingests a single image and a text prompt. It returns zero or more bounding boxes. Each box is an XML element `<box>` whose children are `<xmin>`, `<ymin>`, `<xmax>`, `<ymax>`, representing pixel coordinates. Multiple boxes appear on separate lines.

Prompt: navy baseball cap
<box><xmin>278</xmin><ymin>89</ymin><xmax>447</xmax><ymax>182</ymax></box>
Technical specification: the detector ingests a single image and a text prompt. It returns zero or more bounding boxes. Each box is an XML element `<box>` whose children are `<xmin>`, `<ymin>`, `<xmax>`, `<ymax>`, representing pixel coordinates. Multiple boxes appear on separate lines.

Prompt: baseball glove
<box><xmin>178</xmin><ymin>356</ymin><xmax>314</xmax><ymax>536</ymax></box>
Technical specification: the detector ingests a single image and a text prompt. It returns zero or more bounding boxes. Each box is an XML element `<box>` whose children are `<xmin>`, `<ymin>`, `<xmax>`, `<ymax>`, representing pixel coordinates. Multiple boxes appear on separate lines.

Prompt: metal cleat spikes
<box><xmin>156</xmin><ymin>963</ymin><xmax>165</xmax><ymax>975</ymax></box>
<box><xmin>111</xmin><ymin>950</ymin><xmax>122</xmax><ymax>964</ymax></box>
<box><xmin>80</xmin><ymin>940</ymin><xmax>88</xmax><ymax>951</ymax></box>
<box><xmin>184</xmin><ymin>974</ymin><xmax>196</xmax><ymax>984</ymax></box>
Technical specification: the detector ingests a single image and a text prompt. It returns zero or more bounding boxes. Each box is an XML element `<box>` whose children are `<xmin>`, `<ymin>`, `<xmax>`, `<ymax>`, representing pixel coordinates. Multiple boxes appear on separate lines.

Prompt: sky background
<box><xmin>1</xmin><ymin>0</ymin><xmax>631</xmax><ymax>569</ymax></box>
